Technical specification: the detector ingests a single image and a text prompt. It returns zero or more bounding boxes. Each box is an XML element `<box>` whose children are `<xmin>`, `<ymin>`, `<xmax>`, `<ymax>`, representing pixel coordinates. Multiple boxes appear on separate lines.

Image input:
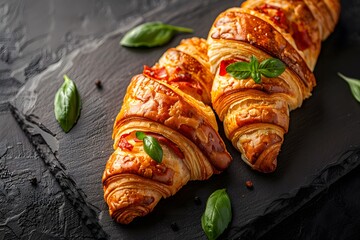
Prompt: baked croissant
<box><xmin>208</xmin><ymin>0</ymin><xmax>340</xmax><ymax>172</ymax></box>
<box><xmin>102</xmin><ymin>38</ymin><xmax>232</xmax><ymax>224</ymax></box>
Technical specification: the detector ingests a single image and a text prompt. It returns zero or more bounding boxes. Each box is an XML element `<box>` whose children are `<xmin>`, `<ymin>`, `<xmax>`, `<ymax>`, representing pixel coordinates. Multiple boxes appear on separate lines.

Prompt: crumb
<box><xmin>245</xmin><ymin>180</ymin><xmax>254</xmax><ymax>189</ymax></box>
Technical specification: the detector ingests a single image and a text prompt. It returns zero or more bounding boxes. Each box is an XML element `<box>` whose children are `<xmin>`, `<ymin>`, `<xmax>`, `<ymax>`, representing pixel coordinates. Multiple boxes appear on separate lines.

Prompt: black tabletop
<box><xmin>1</xmin><ymin>0</ymin><xmax>360</xmax><ymax>239</ymax></box>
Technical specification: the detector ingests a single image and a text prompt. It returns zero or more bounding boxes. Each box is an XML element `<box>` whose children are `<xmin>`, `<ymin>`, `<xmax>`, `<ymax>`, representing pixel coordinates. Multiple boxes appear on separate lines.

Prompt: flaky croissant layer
<box><xmin>103</xmin><ymin>38</ymin><xmax>232</xmax><ymax>224</ymax></box>
<box><xmin>208</xmin><ymin>0</ymin><xmax>340</xmax><ymax>172</ymax></box>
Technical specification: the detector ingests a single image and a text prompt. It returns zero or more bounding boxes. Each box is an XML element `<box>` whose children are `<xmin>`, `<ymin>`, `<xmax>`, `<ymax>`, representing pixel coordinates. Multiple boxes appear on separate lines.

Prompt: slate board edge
<box><xmin>8</xmin><ymin>103</ymin><xmax>108</xmax><ymax>240</ymax></box>
<box><xmin>226</xmin><ymin>149</ymin><xmax>360</xmax><ymax>240</ymax></box>
<box><xmin>7</xmin><ymin>96</ymin><xmax>360</xmax><ymax>240</ymax></box>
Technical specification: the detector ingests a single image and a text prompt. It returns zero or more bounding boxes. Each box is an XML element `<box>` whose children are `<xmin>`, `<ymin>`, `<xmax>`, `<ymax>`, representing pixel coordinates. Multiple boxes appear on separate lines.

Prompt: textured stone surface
<box><xmin>261</xmin><ymin>152</ymin><xmax>360</xmax><ymax>240</ymax></box>
<box><xmin>0</xmin><ymin>108</ymin><xmax>93</xmax><ymax>239</ymax></box>
<box><xmin>1</xmin><ymin>0</ymin><xmax>360</xmax><ymax>239</ymax></box>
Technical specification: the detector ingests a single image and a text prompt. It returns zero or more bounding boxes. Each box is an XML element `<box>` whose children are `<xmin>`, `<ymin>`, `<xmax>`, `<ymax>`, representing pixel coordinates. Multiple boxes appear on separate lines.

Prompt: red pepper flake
<box><xmin>255</xmin><ymin>4</ymin><xmax>280</xmax><ymax>14</ymax></box>
<box><xmin>219</xmin><ymin>59</ymin><xmax>238</xmax><ymax>76</ymax></box>
<box><xmin>245</xmin><ymin>180</ymin><xmax>254</xmax><ymax>189</ymax></box>
<box><xmin>270</xmin><ymin>10</ymin><xmax>289</xmax><ymax>31</ymax></box>
<box><xmin>118</xmin><ymin>133</ymin><xmax>134</xmax><ymax>151</ymax></box>
<box><xmin>143</xmin><ymin>65</ymin><xmax>168</xmax><ymax>80</ymax></box>
<box><xmin>255</xmin><ymin>4</ymin><xmax>289</xmax><ymax>31</ymax></box>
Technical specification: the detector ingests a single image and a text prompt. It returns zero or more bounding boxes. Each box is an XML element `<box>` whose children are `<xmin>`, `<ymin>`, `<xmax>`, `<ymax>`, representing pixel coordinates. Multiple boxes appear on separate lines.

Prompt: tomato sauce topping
<box><xmin>255</xmin><ymin>4</ymin><xmax>290</xmax><ymax>31</ymax></box>
<box><xmin>143</xmin><ymin>65</ymin><xmax>168</xmax><ymax>80</ymax></box>
<box><xmin>170</xmin><ymin>67</ymin><xmax>203</xmax><ymax>95</ymax></box>
<box><xmin>291</xmin><ymin>22</ymin><xmax>312</xmax><ymax>51</ymax></box>
<box><xmin>255</xmin><ymin>4</ymin><xmax>312</xmax><ymax>51</ymax></box>
<box><xmin>118</xmin><ymin>133</ymin><xmax>134</xmax><ymax>151</ymax></box>
<box><xmin>219</xmin><ymin>59</ymin><xmax>238</xmax><ymax>76</ymax></box>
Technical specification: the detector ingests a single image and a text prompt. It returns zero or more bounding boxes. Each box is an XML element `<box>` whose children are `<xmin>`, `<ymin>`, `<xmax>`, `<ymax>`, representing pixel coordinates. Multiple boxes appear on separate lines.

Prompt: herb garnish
<box><xmin>120</xmin><ymin>21</ymin><xmax>193</xmax><ymax>48</ymax></box>
<box><xmin>136</xmin><ymin>131</ymin><xmax>163</xmax><ymax>163</ymax></box>
<box><xmin>338</xmin><ymin>73</ymin><xmax>360</xmax><ymax>103</ymax></box>
<box><xmin>54</xmin><ymin>75</ymin><xmax>81</xmax><ymax>133</ymax></box>
<box><xmin>226</xmin><ymin>55</ymin><xmax>286</xmax><ymax>83</ymax></box>
<box><xmin>201</xmin><ymin>189</ymin><xmax>232</xmax><ymax>240</ymax></box>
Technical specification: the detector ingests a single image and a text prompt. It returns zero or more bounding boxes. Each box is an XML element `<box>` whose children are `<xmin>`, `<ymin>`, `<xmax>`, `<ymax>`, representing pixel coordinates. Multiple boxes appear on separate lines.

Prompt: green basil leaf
<box><xmin>258</xmin><ymin>58</ymin><xmax>286</xmax><ymax>78</ymax></box>
<box><xmin>120</xmin><ymin>21</ymin><xmax>193</xmax><ymax>48</ymax></box>
<box><xmin>54</xmin><ymin>75</ymin><xmax>81</xmax><ymax>133</ymax></box>
<box><xmin>251</xmin><ymin>71</ymin><xmax>262</xmax><ymax>84</ymax></box>
<box><xmin>338</xmin><ymin>73</ymin><xmax>360</xmax><ymax>103</ymax></box>
<box><xmin>226</xmin><ymin>56</ymin><xmax>285</xmax><ymax>84</ymax></box>
<box><xmin>201</xmin><ymin>189</ymin><xmax>232</xmax><ymax>240</ymax></box>
<box><xmin>136</xmin><ymin>131</ymin><xmax>146</xmax><ymax>140</ymax></box>
<box><xmin>226</xmin><ymin>62</ymin><xmax>251</xmax><ymax>79</ymax></box>
<box><xmin>143</xmin><ymin>136</ymin><xmax>163</xmax><ymax>163</ymax></box>
<box><xmin>249</xmin><ymin>55</ymin><xmax>259</xmax><ymax>73</ymax></box>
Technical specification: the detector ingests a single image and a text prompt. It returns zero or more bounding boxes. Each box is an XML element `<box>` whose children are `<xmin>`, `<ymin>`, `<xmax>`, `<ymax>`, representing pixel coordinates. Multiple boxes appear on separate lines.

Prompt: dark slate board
<box><xmin>261</xmin><ymin>154</ymin><xmax>360</xmax><ymax>240</ymax></box>
<box><xmin>0</xmin><ymin>107</ymin><xmax>94</xmax><ymax>239</ymax></box>
<box><xmin>6</xmin><ymin>0</ymin><xmax>360</xmax><ymax>239</ymax></box>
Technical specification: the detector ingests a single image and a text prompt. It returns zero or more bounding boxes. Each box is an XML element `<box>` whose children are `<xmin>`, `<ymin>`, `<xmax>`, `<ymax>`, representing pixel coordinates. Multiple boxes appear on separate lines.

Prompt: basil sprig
<box><xmin>136</xmin><ymin>131</ymin><xmax>163</xmax><ymax>163</ymax></box>
<box><xmin>338</xmin><ymin>73</ymin><xmax>360</xmax><ymax>103</ymax></box>
<box><xmin>54</xmin><ymin>75</ymin><xmax>81</xmax><ymax>133</ymax></box>
<box><xmin>120</xmin><ymin>21</ymin><xmax>193</xmax><ymax>48</ymax></box>
<box><xmin>226</xmin><ymin>55</ymin><xmax>286</xmax><ymax>83</ymax></box>
<box><xmin>201</xmin><ymin>189</ymin><xmax>232</xmax><ymax>240</ymax></box>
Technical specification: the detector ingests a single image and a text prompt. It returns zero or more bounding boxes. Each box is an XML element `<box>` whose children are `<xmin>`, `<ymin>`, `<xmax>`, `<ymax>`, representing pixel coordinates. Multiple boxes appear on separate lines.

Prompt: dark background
<box><xmin>1</xmin><ymin>0</ymin><xmax>360</xmax><ymax>239</ymax></box>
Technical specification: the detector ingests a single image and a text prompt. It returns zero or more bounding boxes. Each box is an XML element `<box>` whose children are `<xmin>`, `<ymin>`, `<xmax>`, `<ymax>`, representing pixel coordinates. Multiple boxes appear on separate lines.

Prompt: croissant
<box><xmin>208</xmin><ymin>0</ymin><xmax>340</xmax><ymax>172</ymax></box>
<box><xmin>102</xmin><ymin>38</ymin><xmax>232</xmax><ymax>224</ymax></box>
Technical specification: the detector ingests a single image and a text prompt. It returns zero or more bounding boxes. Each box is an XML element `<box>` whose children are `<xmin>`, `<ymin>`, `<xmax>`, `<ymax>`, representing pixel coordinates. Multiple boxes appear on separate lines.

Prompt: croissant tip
<box><xmin>256</xmin><ymin>158</ymin><xmax>277</xmax><ymax>173</ymax></box>
<box><xmin>254</xmin><ymin>143</ymin><xmax>281</xmax><ymax>173</ymax></box>
<box><xmin>241</xmin><ymin>142</ymin><xmax>281</xmax><ymax>173</ymax></box>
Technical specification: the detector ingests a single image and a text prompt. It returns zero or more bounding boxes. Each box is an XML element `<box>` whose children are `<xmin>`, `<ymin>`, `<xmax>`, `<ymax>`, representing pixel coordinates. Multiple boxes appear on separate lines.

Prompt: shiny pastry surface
<box><xmin>208</xmin><ymin>0</ymin><xmax>340</xmax><ymax>172</ymax></box>
<box><xmin>103</xmin><ymin>38</ymin><xmax>232</xmax><ymax>224</ymax></box>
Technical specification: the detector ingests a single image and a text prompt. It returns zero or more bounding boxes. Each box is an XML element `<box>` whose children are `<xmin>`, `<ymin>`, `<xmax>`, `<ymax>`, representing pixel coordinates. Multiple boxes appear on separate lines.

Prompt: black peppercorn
<box><xmin>29</xmin><ymin>177</ymin><xmax>37</xmax><ymax>186</ymax></box>
<box><xmin>95</xmin><ymin>80</ymin><xmax>103</xmax><ymax>89</ymax></box>
<box><xmin>170</xmin><ymin>222</ymin><xmax>179</xmax><ymax>232</ymax></box>
<box><xmin>194</xmin><ymin>196</ymin><xmax>202</xmax><ymax>205</ymax></box>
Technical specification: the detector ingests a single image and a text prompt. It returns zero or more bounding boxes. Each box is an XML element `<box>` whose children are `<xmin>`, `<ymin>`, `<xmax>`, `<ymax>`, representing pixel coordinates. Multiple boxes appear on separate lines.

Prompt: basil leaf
<box><xmin>249</xmin><ymin>55</ymin><xmax>259</xmax><ymax>73</ymax></box>
<box><xmin>338</xmin><ymin>73</ymin><xmax>360</xmax><ymax>103</ymax></box>
<box><xmin>258</xmin><ymin>58</ymin><xmax>286</xmax><ymax>78</ymax></box>
<box><xmin>251</xmin><ymin>71</ymin><xmax>262</xmax><ymax>84</ymax></box>
<box><xmin>54</xmin><ymin>75</ymin><xmax>81</xmax><ymax>133</ymax></box>
<box><xmin>120</xmin><ymin>21</ymin><xmax>193</xmax><ymax>47</ymax></box>
<box><xmin>143</xmin><ymin>136</ymin><xmax>163</xmax><ymax>163</ymax></box>
<box><xmin>226</xmin><ymin>62</ymin><xmax>251</xmax><ymax>79</ymax></box>
<box><xmin>226</xmin><ymin>56</ymin><xmax>285</xmax><ymax>84</ymax></box>
<box><xmin>201</xmin><ymin>189</ymin><xmax>232</xmax><ymax>240</ymax></box>
<box><xmin>136</xmin><ymin>131</ymin><xmax>146</xmax><ymax>140</ymax></box>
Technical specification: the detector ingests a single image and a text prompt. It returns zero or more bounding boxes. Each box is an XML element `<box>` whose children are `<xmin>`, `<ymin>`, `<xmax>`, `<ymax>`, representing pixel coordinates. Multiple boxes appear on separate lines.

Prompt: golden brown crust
<box><xmin>103</xmin><ymin>38</ymin><xmax>232</xmax><ymax>224</ymax></box>
<box><xmin>157</xmin><ymin>48</ymin><xmax>213</xmax><ymax>104</ymax></box>
<box><xmin>303</xmin><ymin>0</ymin><xmax>341</xmax><ymax>40</ymax></box>
<box><xmin>176</xmin><ymin>38</ymin><xmax>211</xmax><ymax>70</ymax></box>
<box><xmin>208</xmin><ymin>44</ymin><xmax>306</xmax><ymax>114</ymax></box>
<box><xmin>207</xmin><ymin>0</ymin><xmax>340</xmax><ymax>173</ymax></box>
<box><xmin>210</xmin><ymin>9</ymin><xmax>316</xmax><ymax>90</ymax></box>
<box><xmin>117</xmin><ymin>74</ymin><xmax>230</xmax><ymax>172</ymax></box>
<box><xmin>240</xmin><ymin>1</ymin><xmax>321</xmax><ymax>70</ymax></box>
